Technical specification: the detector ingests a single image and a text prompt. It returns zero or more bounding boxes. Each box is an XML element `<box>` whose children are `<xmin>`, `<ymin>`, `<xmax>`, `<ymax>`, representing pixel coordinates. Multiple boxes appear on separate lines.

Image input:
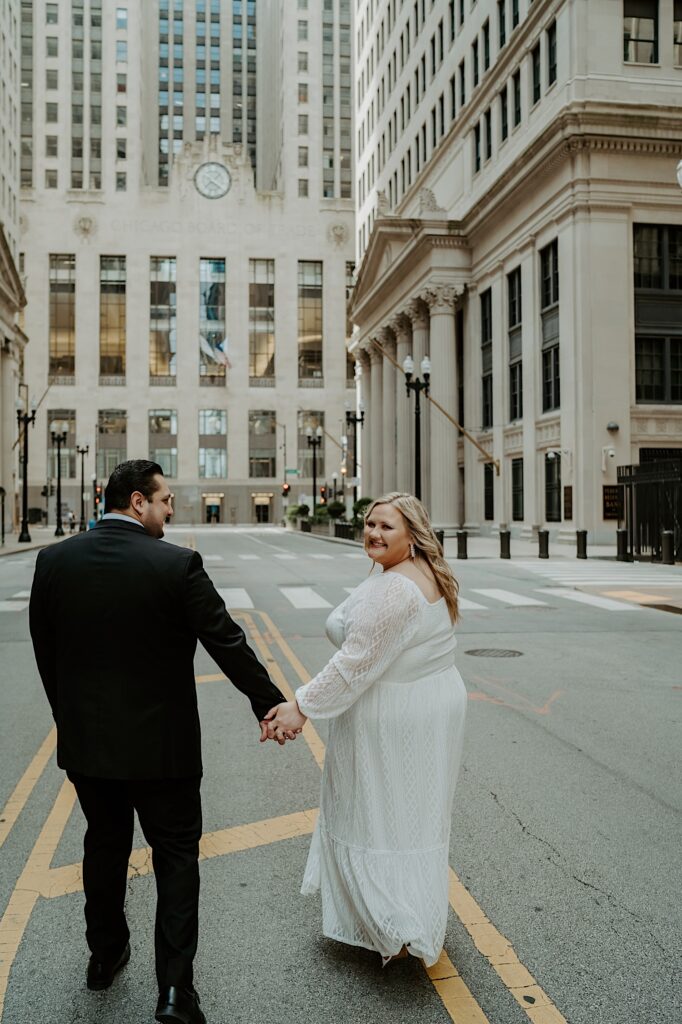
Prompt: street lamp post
<box><xmin>77</xmin><ymin>445</ymin><xmax>89</xmax><ymax>531</ymax></box>
<box><xmin>403</xmin><ymin>355</ymin><xmax>431</xmax><ymax>502</ymax></box>
<box><xmin>344</xmin><ymin>402</ymin><xmax>365</xmax><ymax>504</ymax></box>
<box><xmin>51</xmin><ymin>429</ymin><xmax>67</xmax><ymax>537</ymax></box>
<box><xmin>306</xmin><ymin>424</ymin><xmax>323</xmax><ymax>515</ymax></box>
<box><xmin>17</xmin><ymin>401</ymin><xmax>36</xmax><ymax>543</ymax></box>
<box><xmin>91</xmin><ymin>473</ymin><xmax>98</xmax><ymax>523</ymax></box>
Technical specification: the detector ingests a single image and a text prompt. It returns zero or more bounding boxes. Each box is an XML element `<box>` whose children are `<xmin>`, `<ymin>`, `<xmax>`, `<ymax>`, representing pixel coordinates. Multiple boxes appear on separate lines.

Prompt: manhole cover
<box><xmin>464</xmin><ymin>648</ymin><xmax>523</xmax><ymax>658</ymax></box>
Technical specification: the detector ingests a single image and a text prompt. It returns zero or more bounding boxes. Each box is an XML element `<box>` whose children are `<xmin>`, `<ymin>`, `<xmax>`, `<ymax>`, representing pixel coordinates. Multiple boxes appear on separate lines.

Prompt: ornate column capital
<box><xmin>369</xmin><ymin>338</ymin><xmax>384</xmax><ymax>364</ymax></box>
<box><xmin>389</xmin><ymin>312</ymin><xmax>412</xmax><ymax>340</ymax></box>
<box><xmin>357</xmin><ymin>347</ymin><xmax>371</xmax><ymax>370</ymax></box>
<box><xmin>421</xmin><ymin>283</ymin><xmax>463</xmax><ymax>312</ymax></box>
<box><xmin>405</xmin><ymin>298</ymin><xmax>429</xmax><ymax>330</ymax></box>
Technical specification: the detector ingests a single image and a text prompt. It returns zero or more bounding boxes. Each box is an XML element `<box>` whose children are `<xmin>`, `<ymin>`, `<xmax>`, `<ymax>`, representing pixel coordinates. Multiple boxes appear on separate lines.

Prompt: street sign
<box><xmin>285</xmin><ymin>468</ymin><xmax>300</xmax><ymax>476</ymax></box>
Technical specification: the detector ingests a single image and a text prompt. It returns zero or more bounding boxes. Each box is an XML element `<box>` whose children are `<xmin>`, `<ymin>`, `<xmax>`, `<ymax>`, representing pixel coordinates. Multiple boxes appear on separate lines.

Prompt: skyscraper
<box><xmin>19</xmin><ymin>0</ymin><xmax>355</xmax><ymax>524</ymax></box>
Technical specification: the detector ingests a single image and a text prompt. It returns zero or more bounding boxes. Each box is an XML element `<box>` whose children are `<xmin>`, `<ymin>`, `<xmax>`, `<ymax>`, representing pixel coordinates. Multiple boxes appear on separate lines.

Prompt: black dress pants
<box><xmin>68</xmin><ymin>772</ymin><xmax>202</xmax><ymax>991</ymax></box>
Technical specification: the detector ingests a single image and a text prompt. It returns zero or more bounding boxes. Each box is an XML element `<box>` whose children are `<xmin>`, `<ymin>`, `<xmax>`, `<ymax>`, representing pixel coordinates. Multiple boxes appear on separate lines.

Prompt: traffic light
<box><xmin>281</xmin><ymin>482</ymin><xmax>291</xmax><ymax>498</ymax></box>
<box><xmin>94</xmin><ymin>484</ymin><xmax>102</xmax><ymax>510</ymax></box>
<box><xmin>319</xmin><ymin>485</ymin><xmax>327</xmax><ymax>505</ymax></box>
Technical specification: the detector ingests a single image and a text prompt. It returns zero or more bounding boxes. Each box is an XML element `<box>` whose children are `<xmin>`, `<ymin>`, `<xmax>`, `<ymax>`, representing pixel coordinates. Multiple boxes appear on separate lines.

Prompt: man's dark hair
<box><xmin>104</xmin><ymin>460</ymin><xmax>164</xmax><ymax>512</ymax></box>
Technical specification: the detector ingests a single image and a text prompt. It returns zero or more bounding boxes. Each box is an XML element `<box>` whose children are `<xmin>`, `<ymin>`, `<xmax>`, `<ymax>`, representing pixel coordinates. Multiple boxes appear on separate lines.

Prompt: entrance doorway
<box><xmin>252</xmin><ymin>493</ymin><xmax>273</xmax><ymax>524</ymax></box>
<box><xmin>202</xmin><ymin>493</ymin><xmax>224</xmax><ymax>524</ymax></box>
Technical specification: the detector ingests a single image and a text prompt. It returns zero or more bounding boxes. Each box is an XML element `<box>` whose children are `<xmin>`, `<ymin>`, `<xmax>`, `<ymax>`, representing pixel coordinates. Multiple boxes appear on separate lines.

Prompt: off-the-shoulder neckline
<box><xmin>382</xmin><ymin>570</ymin><xmax>445</xmax><ymax>607</ymax></box>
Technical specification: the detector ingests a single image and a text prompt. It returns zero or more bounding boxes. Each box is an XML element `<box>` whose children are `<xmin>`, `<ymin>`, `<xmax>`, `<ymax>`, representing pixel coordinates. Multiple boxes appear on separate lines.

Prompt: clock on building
<box><xmin>194</xmin><ymin>162</ymin><xmax>232</xmax><ymax>199</ymax></box>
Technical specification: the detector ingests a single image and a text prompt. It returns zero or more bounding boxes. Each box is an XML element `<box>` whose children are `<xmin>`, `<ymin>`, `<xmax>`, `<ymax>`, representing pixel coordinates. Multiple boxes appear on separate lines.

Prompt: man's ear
<box><xmin>129</xmin><ymin>490</ymin><xmax>146</xmax><ymax>514</ymax></box>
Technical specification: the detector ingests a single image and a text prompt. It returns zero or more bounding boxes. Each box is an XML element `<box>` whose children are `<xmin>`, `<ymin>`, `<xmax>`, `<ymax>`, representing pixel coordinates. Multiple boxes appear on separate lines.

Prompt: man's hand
<box><xmin>260</xmin><ymin>700</ymin><xmax>307</xmax><ymax>745</ymax></box>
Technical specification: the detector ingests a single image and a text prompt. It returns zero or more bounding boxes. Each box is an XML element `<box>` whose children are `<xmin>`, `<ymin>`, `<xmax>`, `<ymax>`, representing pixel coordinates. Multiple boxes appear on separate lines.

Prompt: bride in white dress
<box><xmin>264</xmin><ymin>492</ymin><xmax>467</xmax><ymax>967</ymax></box>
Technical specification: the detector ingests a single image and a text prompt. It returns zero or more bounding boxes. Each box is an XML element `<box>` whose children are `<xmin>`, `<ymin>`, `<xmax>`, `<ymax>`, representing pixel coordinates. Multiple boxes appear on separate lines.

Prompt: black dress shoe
<box><xmin>155</xmin><ymin>986</ymin><xmax>206</xmax><ymax>1024</ymax></box>
<box><xmin>86</xmin><ymin>941</ymin><xmax>131</xmax><ymax>990</ymax></box>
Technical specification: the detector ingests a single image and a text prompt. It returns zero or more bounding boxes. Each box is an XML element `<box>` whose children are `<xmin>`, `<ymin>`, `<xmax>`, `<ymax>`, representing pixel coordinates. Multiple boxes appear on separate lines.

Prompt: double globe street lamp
<box><xmin>344</xmin><ymin>401</ymin><xmax>365</xmax><ymax>505</ymax></box>
<box><xmin>403</xmin><ymin>355</ymin><xmax>431</xmax><ymax>502</ymax></box>
<box><xmin>77</xmin><ymin>445</ymin><xmax>89</xmax><ymax>532</ymax></box>
<box><xmin>51</xmin><ymin>427</ymin><xmax>68</xmax><ymax>537</ymax></box>
<box><xmin>16</xmin><ymin>398</ymin><xmax>36</xmax><ymax>543</ymax></box>
<box><xmin>306</xmin><ymin>424</ymin><xmax>323</xmax><ymax>515</ymax></box>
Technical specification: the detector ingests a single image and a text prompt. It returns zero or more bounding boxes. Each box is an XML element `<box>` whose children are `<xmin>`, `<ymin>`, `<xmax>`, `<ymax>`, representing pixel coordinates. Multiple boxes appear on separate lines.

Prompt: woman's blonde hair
<box><xmin>364</xmin><ymin>492</ymin><xmax>460</xmax><ymax>623</ymax></box>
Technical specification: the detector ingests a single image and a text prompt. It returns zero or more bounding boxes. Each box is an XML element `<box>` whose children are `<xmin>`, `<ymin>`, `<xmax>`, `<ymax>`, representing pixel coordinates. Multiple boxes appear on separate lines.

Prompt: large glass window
<box><xmin>675</xmin><ymin>0</ymin><xmax>682</xmax><ymax>64</ymax></box>
<box><xmin>149</xmin><ymin>409</ymin><xmax>178</xmax><ymax>477</ymax></box>
<box><xmin>484</xmin><ymin>463</ymin><xmax>494</xmax><ymax>520</ymax></box>
<box><xmin>199</xmin><ymin>409</ymin><xmax>227</xmax><ymax>478</ymax></box>
<box><xmin>531</xmin><ymin>41</ymin><xmax>541</xmax><ymax>104</ymax></box>
<box><xmin>511</xmin><ymin>457</ymin><xmax>524</xmax><ymax>521</ymax></box>
<box><xmin>634</xmin><ymin>225</ymin><xmax>682</xmax><ymax>289</ymax></box>
<box><xmin>199</xmin><ymin>258</ymin><xmax>227</xmax><ymax>385</ymax></box>
<box><xmin>249</xmin><ymin>410</ymin><xmax>276</xmax><ymax>477</ymax></box>
<box><xmin>508</xmin><ymin>267</ymin><xmax>523</xmax><ymax>421</ymax></box>
<box><xmin>298</xmin><ymin>261</ymin><xmax>323</xmax><ymax>382</ymax></box>
<box><xmin>545</xmin><ymin>453</ymin><xmax>561</xmax><ymax>523</ymax></box>
<box><xmin>480</xmin><ymin>289</ymin><xmax>493</xmax><ymax>429</ymax></box>
<box><xmin>635</xmin><ymin>337</ymin><xmax>682</xmax><ymax>403</ymax></box>
<box><xmin>97</xmin><ymin>410</ymin><xmax>127</xmax><ymax>478</ymax></box>
<box><xmin>150</xmin><ymin>257</ymin><xmax>177</xmax><ymax>382</ymax></box>
<box><xmin>49</xmin><ymin>255</ymin><xmax>76</xmax><ymax>381</ymax></box>
<box><xmin>624</xmin><ymin>0</ymin><xmax>658</xmax><ymax>63</ymax></box>
<box><xmin>47</xmin><ymin>410</ymin><xmax>76</xmax><ymax>479</ymax></box>
<box><xmin>100</xmin><ymin>257</ymin><xmax>126</xmax><ymax>380</ymax></box>
<box><xmin>249</xmin><ymin>259</ymin><xmax>275</xmax><ymax>382</ymax></box>
<box><xmin>297</xmin><ymin>410</ymin><xmax>325</xmax><ymax>478</ymax></box>
<box><xmin>540</xmin><ymin>239</ymin><xmax>560</xmax><ymax>412</ymax></box>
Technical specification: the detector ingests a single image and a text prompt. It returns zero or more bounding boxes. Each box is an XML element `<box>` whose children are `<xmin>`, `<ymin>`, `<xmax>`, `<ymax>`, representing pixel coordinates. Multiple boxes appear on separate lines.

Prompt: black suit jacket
<box><xmin>29</xmin><ymin>519</ymin><xmax>285</xmax><ymax>779</ymax></box>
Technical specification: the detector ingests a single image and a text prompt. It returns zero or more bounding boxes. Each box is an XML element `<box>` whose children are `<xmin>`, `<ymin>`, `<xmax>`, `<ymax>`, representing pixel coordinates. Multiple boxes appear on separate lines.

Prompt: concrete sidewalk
<box><xmin>0</xmin><ymin>527</ymin><xmax>67</xmax><ymax>558</ymax></box>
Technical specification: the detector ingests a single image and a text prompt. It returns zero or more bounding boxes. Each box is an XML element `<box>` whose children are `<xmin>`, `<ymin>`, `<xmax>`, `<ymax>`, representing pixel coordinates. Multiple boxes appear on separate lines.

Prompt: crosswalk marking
<box><xmin>203</xmin><ymin>555</ymin><xmax>223</xmax><ymax>562</ymax></box>
<box><xmin>238</xmin><ymin>554</ymin><xmax>261</xmax><ymax>560</ymax></box>
<box><xmin>539</xmin><ymin>589</ymin><xmax>638</xmax><ymax>611</ymax></box>
<box><xmin>0</xmin><ymin>599</ymin><xmax>29</xmax><ymax>612</ymax></box>
<box><xmin>309</xmin><ymin>553</ymin><xmax>334</xmax><ymax>560</ymax></box>
<box><xmin>513</xmin><ymin>561</ymin><xmax>682</xmax><ymax>586</ymax></box>
<box><xmin>274</xmin><ymin>554</ymin><xmax>297</xmax><ymax>560</ymax></box>
<box><xmin>279</xmin><ymin>587</ymin><xmax>332</xmax><ymax>609</ymax></box>
<box><xmin>217</xmin><ymin>588</ymin><xmax>254</xmax><ymax>609</ymax></box>
<box><xmin>472</xmin><ymin>588</ymin><xmax>547</xmax><ymax>607</ymax></box>
<box><xmin>344</xmin><ymin>553</ymin><xmax>367</xmax><ymax>559</ymax></box>
<box><xmin>458</xmin><ymin>596</ymin><xmax>488</xmax><ymax>611</ymax></box>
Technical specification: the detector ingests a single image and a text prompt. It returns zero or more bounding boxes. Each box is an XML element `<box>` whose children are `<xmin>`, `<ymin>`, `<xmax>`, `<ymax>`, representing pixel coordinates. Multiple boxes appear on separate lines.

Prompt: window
<box><xmin>46</xmin><ymin>136</ymin><xmax>58</xmax><ymax>157</ymax></box>
<box><xmin>540</xmin><ymin>240</ymin><xmax>560</xmax><ymax>412</ymax></box>
<box><xmin>498</xmin><ymin>0</ymin><xmax>506</xmax><ymax>48</ymax></box>
<box><xmin>47</xmin><ymin>36</ymin><xmax>58</xmax><ymax>57</ymax></box>
<box><xmin>511</xmin><ymin>458</ymin><xmax>524</xmax><ymax>521</ymax></box>
<box><xmin>624</xmin><ymin>0</ymin><xmax>658</xmax><ymax>62</ymax></box>
<box><xmin>676</xmin><ymin>0</ymin><xmax>682</xmax><ymax>64</ymax></box>
<box><xmin>531</xmin><ymin>42</ymin><xmax>541</xmax><ymax>104</ymax></box>
<box><xmin>500</xmin><ymin>86</ymin><xmax>508</xmax><ymax>141</ymax></box>
<box><xmin>483</xmin><ymin>20</ymin><xmax>490</xmax><ymax>71</ymax></box>
<box><xmin>117</xmin><ymin>73</ymin><xmax>127</xmax><ymax>93</ymax></box>
<box><xmin>46</xmin><ymin>102</ymin><xmax>58</xmax><ymax>123</ymax></box>
<box><xmin>298</xmin><ymin>146</ymin><xmax>308</xmax><ymax>167</ymax></box>
<box><xmin>49</xmin><ymin>255</ymin><xmax>76</xmax><ymax>380</ymax></box>
<box><xmin>199</xmin><ymin>410</ymin><xmax>227</xmax><ymax>478</ymax></box>
<box><xmin>633</xmin><ymin>225</ymin><xmax>682</xmax><ymax>289</ymax></box>
<box><xmin>46</xmin><ymin>68</ymin><xmax>58</xmax><ymax>89</ymax></box>
<box><xmin>116</xmin><ymin>173</ymin><xmax>127</xmax><ymax>191</ymax></box>
<box><xmin>149</xmin><ymin>411</ymin><xmax>178</xmax><ymax>478</ymax></box>
<box><xmin>474</xmin><ymin>122</ymin><xmax>481</xmax><ymax>172</ymax></box>
<box><xmin>298</xmin><ymin>178</ymin><xmax>309</xmax><ymax>197</ymax></box>
<box><xmin>199</xmin><ymin>259</ymin><xmax>227</xmax><ymax>384</ymax></box>
<box><xmin>545</xmin><ymin>453</ymin><xmax>561</xmax><ymax>523</ymax></box>
<box><xmin>298</xmin><ymin>114</ymin><xmax>308</xmax><ymax>134</ymax></box>
<box><xmin>150</xmin><ymin>257</ymin><xmax>177</xmax><ymax>381</ymax></box>
<box><xmin>484</xmin><ymin>107</ymin><xmax>492</xmax><ymax>161</ymax></box>
<box><xmin>117</xmin><ymin>106</ymin><xmax>127</xmax><ymax>127</ymax></box>
<box><xmin>508</xmin><ymin>267</ymin><xmax>523</xmax><ymax>421</ymax></box>
<box><xmin>249</xmin><ymin>411</ymin><xmax>276</xmax><ymax>477</ymax></box>
<box><xmin>459</xmin><ymin>59</ymin><xmax>466</xmax><ymax>106</ymax></box>
<box><xmin>635</xmin><ymin>338</ymin><xmax>682</xmax><ymax>403</ymax></box>
<box><xmin>298</xmin><ymin>19</ymin><xmax>308</xmax><ymax>41</ymax></box>
<box><xmin>472</xmin><ymin>39</ymin><xmax>479</xmax><ymax>87</ymax></box>
<box><xmin>97</xmin><ymin>411</ymin><xmax>127</xmax><ymax>478</ymax></box>
<box><xmin>298</xmin><ymin>261</ymin><xmax>323</xmax><ymax>382</ymax></box>
<box><xmin>249</xmin><ymin>259</ymin><xmax>275</xmax><ymax>381</ymax></box>
<box><xmin>46</xmin><ymin>169</ymin><xmax>58</xmax><ymax>188</ymax></box>
<box><xmin>547</xmin><ymin>21</ymin><xmax>557</xmax><ymax>84</ymax></box>
<box><xmin>100</xmin><ymin>257</ymin><xmax>126</xmax><ymax>378</ymax></box>
<box><xmin>116</xmin><ymin>7</ymin><xmax>128</xmax><ymax>29</ymax></box>
<box><xmin>541</xmin><ymin>240</ymin><xmax>559</xmax><ymax>308</ymax></box>
<box><xmin>117</xmin><ymin>138</ymin><xmax>127</xmax><ymax>159</ymax></box>
<box><xmin>297</xmin><ymin>410</ymin><xmax>325</xmax><ymax>478</ymax></box>
<box><xmin>298</xmin><ymin>82</ymin><xmax>308</xmax><ymax>103</ymax></box>
<box><xmin>512</xmin><ymin>0</ymin><xmax>519</xmax><ymax>29</ymax></box>
<box><xmin>481</xmin><ymin>289</ymin><xmax>493</xmax><ymax>429</ymax></box>
<box><xmin>116</xmin><ymin>39</ymin><xmax>128</xmax><ymax>62</ymax></box>
<box><xmin>47</xmin><ymin>410</ymin><xmax>76</xmax><ymax>479</ymax></box>
<box><xmin>46</xmin><ymin>3</ymin><xmax>58</xmax><ymax>23</ymax></box>
<box><xmin>298</xmin><ymin>50</ymin><xmax>308</xmax><ymax>72</ymax></box>
<box><xmin>513</xmin><ymin>69</ymin><xmax>521</xmax><ymax>126</ymax></box>
<box><xmin>484</xmin><ymin>463</ymin><xmax>494</xmax><ymax>520</ymax></box>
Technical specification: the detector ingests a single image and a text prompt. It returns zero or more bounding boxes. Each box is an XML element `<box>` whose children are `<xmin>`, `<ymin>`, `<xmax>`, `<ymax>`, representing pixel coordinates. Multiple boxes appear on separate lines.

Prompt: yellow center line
<box><xmin>0</xmin><ymin>777</ymin><xmax>76</xmax><ymax>1020</ymax></box>
<box><xmin>253</xmin><ymin>608</ymin><xmax>568</xmax><ymax>1024</ymax></box>
<box><xmin>0</xmin><ymin>727</ymin><xmax>56</xmax><ymax>850</ymax></box>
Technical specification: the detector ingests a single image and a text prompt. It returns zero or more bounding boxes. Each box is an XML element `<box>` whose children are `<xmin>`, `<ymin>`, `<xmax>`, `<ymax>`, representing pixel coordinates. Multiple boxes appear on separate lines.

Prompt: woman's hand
<box><xmin>260</xmin><ymin>700</ymin><xmax>307</xmax><ymax>745</ymax></box>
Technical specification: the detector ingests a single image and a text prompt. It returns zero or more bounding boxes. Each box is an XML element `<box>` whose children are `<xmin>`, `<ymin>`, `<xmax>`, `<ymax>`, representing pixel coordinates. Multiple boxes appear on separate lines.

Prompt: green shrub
<box><xmin>313</xmin><ymin>505</ymin><xmax>330</xmax><ymax>524</ymax></box>
<box><xmin>297</xmin><ymin>503</ymin><xmax>310</xmax><ymax>519</ymax></box>
<box><xmin>352</xmin><ymin>496</ymin><xmax>372</xmax><ymax>526</ymax></box>
<box><xmin>327</xmin><ymin>500</ymin><xmax>346</xmax><ymax>520</ymax></box>
<box><xmin>286</xmin><ymin>503</ymin><xmax>301</xmax><ymax>521</ymax></box>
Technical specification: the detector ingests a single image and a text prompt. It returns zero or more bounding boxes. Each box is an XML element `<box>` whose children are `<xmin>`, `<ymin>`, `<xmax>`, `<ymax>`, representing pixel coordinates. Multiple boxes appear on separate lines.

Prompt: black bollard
<box><xmin>661</xmin><ymin>530</ymin><xmax>674</xmax><ymax>565</ymax></box>
<box><xmin>457</xmin><ymin>530</ymin><xmax>468</xmax><ymax>559</ymax></box>
<box><xmin>434</xmin><ymin>529</ymin><xmax>445</xmax><ymax>554</ymax></box>
<box><xmin>616</xmin><ymin>528</ymin><xmax>629</xmax><ymax>562</ymax></box>
<box><xmin>576</xmin><ymin>530</ymin><xmax>587</xmax><ymax>559</ymax></box>
<box><xmin>538</xmin><ymin>529</ymin><xmax>549</xmax><ymax>559</ymax></box>
<box><xmin>499</xmin><ymin>529</ymin><xmax>511</xmax><ymax>559</ymax></box>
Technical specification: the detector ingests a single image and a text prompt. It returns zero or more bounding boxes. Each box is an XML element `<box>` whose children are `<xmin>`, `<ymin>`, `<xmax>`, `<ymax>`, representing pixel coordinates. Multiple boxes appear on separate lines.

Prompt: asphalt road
<box><xmin>0</xmin><ymin>526</ymin><xmax>680</xmax><ymax>1024</ymax></box>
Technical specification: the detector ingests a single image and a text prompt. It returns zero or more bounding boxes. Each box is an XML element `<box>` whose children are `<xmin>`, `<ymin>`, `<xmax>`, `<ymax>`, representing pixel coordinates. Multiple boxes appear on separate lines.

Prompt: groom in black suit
<box><xmin>29</xmin><ymin>460</ymin><xmax>287</xmax><ymax>1024</ymax></box>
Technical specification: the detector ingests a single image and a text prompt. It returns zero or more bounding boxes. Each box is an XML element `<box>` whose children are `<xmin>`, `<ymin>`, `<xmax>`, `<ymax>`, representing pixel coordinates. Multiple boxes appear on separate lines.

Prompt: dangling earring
<box><xmin>409</xmin><ymin>542</ymin><xmax>416</xmax><ymax>560</ymax></box>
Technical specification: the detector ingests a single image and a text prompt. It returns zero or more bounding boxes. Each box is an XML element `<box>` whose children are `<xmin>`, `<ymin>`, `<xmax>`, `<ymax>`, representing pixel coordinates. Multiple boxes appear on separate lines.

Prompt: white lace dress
<box><xmin>295</xmin><ymin>570</ymin><xmax>467</xmax><ymax>967</ymax></box>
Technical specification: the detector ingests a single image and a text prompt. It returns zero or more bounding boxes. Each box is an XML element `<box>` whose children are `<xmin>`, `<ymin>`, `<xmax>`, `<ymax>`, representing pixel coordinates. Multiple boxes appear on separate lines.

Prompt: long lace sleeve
<box><xmin>295</xmin><ymin>573</ymin><xmax>422</xmax><ymax>719</ymax></box>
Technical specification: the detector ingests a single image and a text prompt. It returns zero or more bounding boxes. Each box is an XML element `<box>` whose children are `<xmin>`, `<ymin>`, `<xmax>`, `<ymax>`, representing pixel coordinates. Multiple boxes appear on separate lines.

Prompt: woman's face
<box><xmin>364</xmin><ymin>503</ymin><xmax>411</xmax><ymax>569</ymax></box>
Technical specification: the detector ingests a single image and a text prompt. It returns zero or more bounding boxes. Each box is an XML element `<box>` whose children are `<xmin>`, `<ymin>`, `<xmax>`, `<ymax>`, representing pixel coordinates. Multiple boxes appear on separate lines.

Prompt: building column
<box><xmin>423</xmin><ymin>284</ymin><xmax>460</xmax><ymax>530</ymax></box>
<box><xmin>390</xmin><ymin>312</ymin><xmax>412</xmax><ymax>492</ymax></box>
<box><xmin>369</xmin><ymin>342</ymin><xmax>384</xmax><ymax>498</ymax></box>
<box><xmin>379</xmin><ymin>331</ymin><xmax>397</xmax><ymax>493</ymax></box>
<box><xmin>463</xmin><ymin>285</ymin><xmax>481</xmax><ymax>530</ymax></box>
<box><xmin>405</xmin><ymin>299</ymin><xmax>430</xmax><ymax>502</ymax></box>
<box><xmin>357</xmin><ymin>349</ymin><xmax>372</xmax><ymax>498</ymax></box>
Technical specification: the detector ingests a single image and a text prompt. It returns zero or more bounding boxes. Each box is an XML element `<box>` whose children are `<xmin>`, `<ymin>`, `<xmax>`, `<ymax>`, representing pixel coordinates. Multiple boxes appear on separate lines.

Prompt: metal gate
<box><xmin>618</xmin><ymin>459</ymin><xmax>682</xmax><ymax>562</ymax></box>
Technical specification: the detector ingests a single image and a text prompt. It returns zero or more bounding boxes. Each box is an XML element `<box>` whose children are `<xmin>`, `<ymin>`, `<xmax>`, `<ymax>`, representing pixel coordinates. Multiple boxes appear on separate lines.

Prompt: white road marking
<box><xmin>238</xmin><ymin>554</ymin><xmax>261</xmax><ymax>560</ymax></box>
<box><xmin>344</xmin><ymin>553</ymin><xmax>367</xmax><ymax>559</ymax></box>
<box><xmin>280</xmin><ymin>587</ymin><xmax>332</xmax><ymax>609</ymax></box>
<box><xmin>458</xmin><ymin>596</ymin><xmax>488</xmax><ymax>610</ymax></box>
<box><xmin>274</xmin><ymin>554</ymin><xmax>297</xmax><ymax>560</ymax></box>
<box><xmin>539</xmin><ymin>589</ymin><xmax>639</xmax><ymax>611</ymax></box>
<box><xmin>472</xmin><ymin>588</ymin><xmax>547</xmax><ymax>606</ymax></box>
<box><xmin>0</xmin><ymin>600</ymin><xmax>29</xmax><ymax>612</ymax></box>
<box><xmin>309</xmin><ymin>553</ymin><xmax>334</xmax><ymax>560</ymax></box>
<box><xmin>203</xmin><ymin>555</ymin><xmax>223</xmax><ymax>562</ymax></box>
<box><xmin>217</xmin><ymin>588</ymin><xmax>254</xmax><ymax>609</ymax></box>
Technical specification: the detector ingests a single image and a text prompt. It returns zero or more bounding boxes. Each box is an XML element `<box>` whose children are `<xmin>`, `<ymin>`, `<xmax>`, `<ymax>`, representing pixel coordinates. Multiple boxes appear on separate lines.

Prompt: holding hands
<box><xmin>259</xmin><ymin>700</ymin><xmax>307</xmax><ymax>745</ymax></box>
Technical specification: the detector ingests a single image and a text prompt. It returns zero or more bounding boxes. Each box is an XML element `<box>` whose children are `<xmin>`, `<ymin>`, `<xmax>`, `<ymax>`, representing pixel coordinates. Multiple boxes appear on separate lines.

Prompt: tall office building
<box><xmin>19</xmin><ymin>0</ymin><xmax>354</xmax><ymax>524</ymax></box>
<box><xmin>350</xmin><ymin>0</ymin><xmax>682</xmax><ymax>545</ymax></box>
<box><xmin>1</xmin><ymin>0</ymin><xmax>27</xmax><ymax>525</ymax></box>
